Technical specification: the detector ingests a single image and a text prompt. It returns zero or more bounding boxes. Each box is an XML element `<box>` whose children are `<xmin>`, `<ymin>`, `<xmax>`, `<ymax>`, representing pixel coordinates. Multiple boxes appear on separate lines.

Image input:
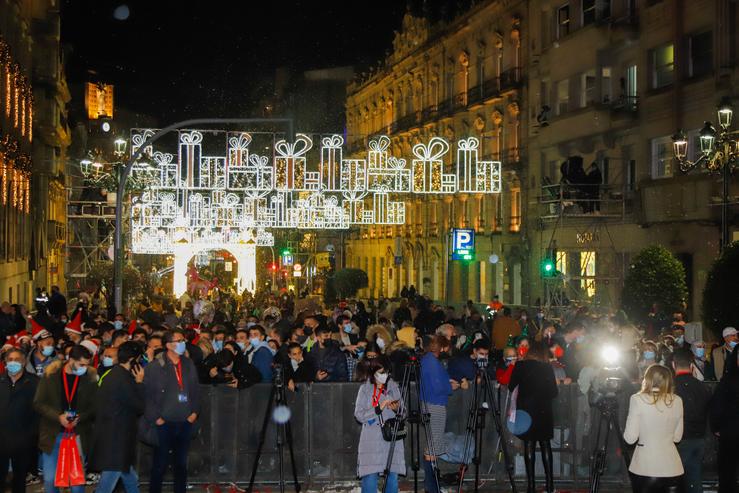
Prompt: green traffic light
<box><xmin>541</xmin><ymin>258</ymin><xmax>556</xmax><ymax>277</ymax></box>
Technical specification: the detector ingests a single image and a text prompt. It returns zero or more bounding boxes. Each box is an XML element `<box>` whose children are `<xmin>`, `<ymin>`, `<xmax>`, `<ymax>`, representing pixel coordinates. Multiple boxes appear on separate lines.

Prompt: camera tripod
<box><xmin>247</xmin><ymin>365</ymin><xmax>300</xmax><ymax>493</ymax></box>
<box><xmin>382</xmin><ymin>355</ymin><xmax>441</xmax><ymax>493</ymax></box>
<box><xmin>588</xmin><ymin>396</ymin><xmax>631</xmax><ymax>493</ymax></box>
<box><xmin>456</xmin><ymin>363</ymin><xmax>517</xmax><ymax>493</ymax></box>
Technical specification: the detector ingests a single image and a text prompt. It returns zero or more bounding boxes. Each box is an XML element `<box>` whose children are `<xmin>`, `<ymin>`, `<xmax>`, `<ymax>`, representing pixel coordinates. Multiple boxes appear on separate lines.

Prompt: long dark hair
<box><xmin>357</xmin><ymin>355</ymin><xmax>390</xmax><ymax>383</ymax></box>
<box><xmin>525</xmin><ymin>341</ymin><xmax>550</xmax><ymax>362</ymax></box>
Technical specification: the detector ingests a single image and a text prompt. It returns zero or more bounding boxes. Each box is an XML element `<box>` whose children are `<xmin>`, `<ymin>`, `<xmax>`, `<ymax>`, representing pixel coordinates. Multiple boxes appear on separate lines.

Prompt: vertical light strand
<box><xmin>20</xmin><ymin>85</ymin><xmax>25</xmax><ymax>136</ymax></box>
<box><xmin>4</xmin><ymin>70</ymin><xmax>10</xmax><ymax>118</ymax></box>
<box><xmin>13</xmin><ymin>70</ymin><xmax>19</xmax><ymax>128</ymax></box>
<box><xmin>28</xmin><ymin>95</ymin><xmax>32</xmax><ymax>142</ymax></box>
<box><xmin>24</xmin><ymin>174</ymin><xmax>29</xmax><ymax>214</ymax></box>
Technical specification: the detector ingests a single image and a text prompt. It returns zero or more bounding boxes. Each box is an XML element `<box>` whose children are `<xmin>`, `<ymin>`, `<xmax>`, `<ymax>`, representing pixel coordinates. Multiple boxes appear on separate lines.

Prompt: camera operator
<box><xmin>623</xmin><ymin>365</ymin><xmax>684</xmax><ymax>493</ymax></box>
<box><xmin>353</xmin><ymin>356</ymin><xmax>405</xmax><ymax>493</ymax></box>
<box><xmin>447</xmin><ymin>339</ymin><xmax>493</xmax><ymax>390</ymax></box>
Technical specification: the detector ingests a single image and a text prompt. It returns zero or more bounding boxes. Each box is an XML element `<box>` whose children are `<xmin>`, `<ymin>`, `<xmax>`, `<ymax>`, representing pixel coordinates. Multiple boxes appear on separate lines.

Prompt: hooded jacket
<box><xmin>32</xmin><ymin>360</ymin><xmax>97</xmax><ymax>453</ymax></box>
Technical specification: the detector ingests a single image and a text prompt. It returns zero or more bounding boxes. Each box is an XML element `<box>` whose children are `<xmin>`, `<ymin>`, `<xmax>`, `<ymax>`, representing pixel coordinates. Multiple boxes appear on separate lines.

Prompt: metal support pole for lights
<box><xmin>113</xmin><ymin>118</ymin><xmax>295</xmax><ymax>313</ymax></box>
<box><xmin>672</xmin><ymin>97</ymin><xmax>737</xmax><ymax>253</ymax></box>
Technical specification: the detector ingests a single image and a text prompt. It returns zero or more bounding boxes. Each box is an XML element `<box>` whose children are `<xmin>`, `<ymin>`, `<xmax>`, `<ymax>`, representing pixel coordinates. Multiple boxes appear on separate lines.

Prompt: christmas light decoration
<box><xmin>129</xmin><ymin>129</ymin><xmax>501</xmax><ymax>295</ymax></box>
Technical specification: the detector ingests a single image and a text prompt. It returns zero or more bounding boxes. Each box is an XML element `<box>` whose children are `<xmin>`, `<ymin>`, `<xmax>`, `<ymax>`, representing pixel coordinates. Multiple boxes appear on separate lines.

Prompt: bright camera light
<box><xmin>601</xmin><ymin>345</ymin><xmax>620</xmax><ymax>366</ymax></box>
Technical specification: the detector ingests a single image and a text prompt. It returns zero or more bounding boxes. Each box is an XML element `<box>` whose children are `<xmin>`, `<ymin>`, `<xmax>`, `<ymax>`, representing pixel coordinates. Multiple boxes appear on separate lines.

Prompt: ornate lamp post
<box><xmin>672</xmin><ymin>97</ymin><xmax>738</xmax><ymax>251</ymax></box>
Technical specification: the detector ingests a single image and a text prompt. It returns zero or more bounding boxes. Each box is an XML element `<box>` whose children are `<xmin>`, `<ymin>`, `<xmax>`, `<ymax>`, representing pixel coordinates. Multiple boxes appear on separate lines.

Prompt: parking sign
<box><xmin>452</xmin><ymin>228</ymin><xmax>475</xmax><ymax>260</ymax></box>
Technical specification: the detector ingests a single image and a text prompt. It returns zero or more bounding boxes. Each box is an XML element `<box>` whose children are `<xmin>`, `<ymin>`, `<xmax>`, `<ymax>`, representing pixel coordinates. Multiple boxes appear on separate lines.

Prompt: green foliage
<box><xmin>332</xmin><ymin>268</ymin><xmax>369</xmax><ymax>299</ymax></box>
<box><xmin>86</xmin><ymin>260</ymin><xmax>144</xmax><ymax>299</ymax></box>
<box><xmin>702</xmin><ymin>241</ymin><xmax>739</xmax><ymax>340</ymax></box>
<box><xmin>621</xmin><ymin>245</ymin><xmax>687</xmax><ymax>323</ymax></box>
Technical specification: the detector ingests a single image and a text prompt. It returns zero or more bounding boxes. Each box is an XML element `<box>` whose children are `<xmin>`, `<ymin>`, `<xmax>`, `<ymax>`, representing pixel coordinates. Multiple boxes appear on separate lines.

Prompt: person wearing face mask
<box><xmin>97</xmin><ymin>347</ymin><xmax>118</xmax><ymax>387</ymax></box>
<box><xmin>709</xmin><ymin>344</ymin><xmax>739</xmax><ymax>493</ymax></box>
<box><xmin>0</xmin><ymin>348</ymin><xmax>39</xmax><ymax>493</ymax></box>
<box><xmin>27</xmin><ymin>320</ymin><xmax>58</xmax><ymax>377</ymax></box>
<box><xmin>638</xmin><ymin>341</ymin><xmax>660</xmax><ymax>379</ymax></box>
<box><xmin>33</xmin><ymin>345</ymin><xmax>97</xmax><ymax>493</ymax></box>
<box><xmin>246</xmin><ymin>326</ymin><xmax>274</xmax><ymax>383</ymax></box>
<box><xmin>143</xmin><ymin>329</ymin><xmax>200</xmax><ymax>493</ymax></box>
<box><xmin>89</xmin><ymin>342</ymin><xmax>145</xmax><ymax>493</ymax></box>
<box><xmin>211</xmin><ymin>329</ymin><xmax>226</xmax><ymax>353</ymax></box>
<box><xmin>559</xmin><ymin>322</ymin><xmax>586</xmax><ymax>380</ymax></box>
<box><xmin>420</xmin><ymin>335</ymin><xmax>452</xmax><ymax>493</ymax></box>
<box><xmin>354</xmin><ymin>356</ymin><xmax>405</xmax><ymax>493</ymax></box>
<box><xmin>285</xmin><ymin>343</ymin><xmax>314</xmax><ymax>391</ymax></box>
<box><xmin>711</xmin><ymin>327</ymin><xmax>738</xmax><ymax>381</ymax></box>
<box><xmin>211</xmin><ymin>341</ymin><xmax>261</xmax><ymax>389</ymax></box>
<box><xmin>495</xmin><ymin>346</ymin><xmax>518</xmax><ymax>386</ymax></box>
<box><xmin>689</xmin><ymin>341</ymin><xmax>707</xmax><ymax>382</ymax></box>
<box><xmin>306</xmin><ymin>326</ymin><xmax>348</xmax><ymax>382</ymax></box>
<box><xmin>448</xmin><ymin>339</ymin><xmax>493</xmax><ymax>389</ymax></box>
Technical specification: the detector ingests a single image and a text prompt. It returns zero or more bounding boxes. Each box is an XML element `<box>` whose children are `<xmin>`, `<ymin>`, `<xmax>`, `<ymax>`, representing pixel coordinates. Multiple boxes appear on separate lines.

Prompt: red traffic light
<box><xmin>269</xmin><ymin>263</ymin><xmax>278</xmax><ymax>271</ymax></box>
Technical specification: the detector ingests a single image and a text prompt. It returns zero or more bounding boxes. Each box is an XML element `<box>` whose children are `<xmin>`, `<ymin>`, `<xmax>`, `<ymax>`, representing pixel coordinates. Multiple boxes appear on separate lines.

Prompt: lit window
<box><xmin>650</xmin><ymin>43</ymin><xmax>674</xmax><ymax>89</ymax></box>
<box><xmin>556</xmin><ymin>79</ymin><xmax>570</xmax><ymax>115</ymax></box>
<box><xmin>580</xmin><ymin>69</ymin><xmax>596</xmax><ymax>107</ymax></box>
<box><xmin>580</xmin><ymin>251</ymin><xmax>596</xmax><ymax>298</ymax></box>
<box><xmin>556</xmin><ymin>251</ymin><xmax>568</xmax><ymax>275</ymax></box>
<box><xmin>650</xmin><ymin>135</ymin><xmax>673</xmax><ymax>179</ymax></box>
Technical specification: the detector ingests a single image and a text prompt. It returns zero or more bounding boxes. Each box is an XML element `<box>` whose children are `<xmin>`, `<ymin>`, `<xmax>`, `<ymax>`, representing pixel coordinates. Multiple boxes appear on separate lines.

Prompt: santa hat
<box><xmin>15</xmin><ymin>330</ymin><xmax>31</xmax><ymax>343</ymax></box>
<box><xmin>3</xmin><ymin>335</ymin><xmax>17</xmax><ymax>351</ymax></box>
<box><xmin>128</xmin><ymin>319</ymin><xmax>137</xmax><ymax>335</ymax></box>
<box><xmin>31</xmin><ymin>318</ymin><xmax>52</xmax><ymax>341</ymax></box>
<box><xmin>80</xmin><ymin>339</ymin><xmax>99</xmax><ymax>356</ymax></box>
<box><xmin>65</xmin><ymin>311</ymin><xmax>83</xmax><ymax>335</ymax></box>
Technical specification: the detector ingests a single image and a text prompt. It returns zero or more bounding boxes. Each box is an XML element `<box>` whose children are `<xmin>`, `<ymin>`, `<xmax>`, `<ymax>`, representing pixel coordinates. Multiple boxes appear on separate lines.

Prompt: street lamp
<box><xmin>114</xmin><ymin>138</ymin><xmax>127</xmax><ymax>156</ymax></box>
<box><xmin>672</xmin><ymin>98</ymin><xmax>738</xmax><ymax>251</ymax></box>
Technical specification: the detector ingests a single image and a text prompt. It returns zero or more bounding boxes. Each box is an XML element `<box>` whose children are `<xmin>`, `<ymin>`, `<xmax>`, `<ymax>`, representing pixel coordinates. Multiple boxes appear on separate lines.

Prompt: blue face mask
<box><xmin>693</xmin><ymin>347</ymin><xmax>705</xmax><ymax>358</ymax></box>
<box><xmin>643</xmin><ymin>351</ymin><xmax>656</xmax><ymax>360</ymax></box>
<box><xmin>213</xmin><ymin>340</ymin><xmax>224</xmax><ymax>352</ymax></box>
<box><xmin>237</xmin><ymin>341</ymin><xmax>246</xmax><ymax>351</ymax></box>
<box><xmin>113</xmin><ymin>320</ymin><xmax>123</xmax><ymax>330</ymax></box>
<box><xmin>576</xmin><ymin>335</ymin><xmax>585</xmax><ymax>344</ymax></box>
<box><xmin>102</xmin><ymin>356</ymin><xmax>114</xmax><ymax>368</ymax></box>
<box><xmin>41</xmin><ymin>346</ymin><xmax>54</xmax><ymax>357</ymax></box>
<box><xmin>730</xmin><ymin>341</ymin><xmax>738</xmax><ymax>349</ymax></box>
<box><xmin>676</xmin><ymin>335</ymin><xmax>684</xmax><ymax>344</ymax></box>
<box><xmin>6</xmin><ymin>361</ymin><xmax>22</xmax><ymax>375</ymax></box>
<box><xmin>343</xmin><ymin>324</ymin><xmax>352</xmax><ymax>334</ymax></box>
<box><xmin>249</xmin><ymin>337</ymin><xmax>261</xmax><ymax>348</ymax></box>
<box><xmin>174</xmin><ymin>341</ymin><xmax>187</xmax><ymax>355</ymax></box>
<box><xmin>73</xmin><ymin>365</ymin><xmax>88</xmax><ymax>376</ymax></box>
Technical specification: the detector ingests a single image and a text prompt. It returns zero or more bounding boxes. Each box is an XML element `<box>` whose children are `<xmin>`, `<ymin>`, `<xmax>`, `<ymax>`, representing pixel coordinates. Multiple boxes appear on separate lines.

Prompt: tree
<box><xmin>332</xmin><ymin>268</ymin><xmax>369</xmax><ymax>299</ymax></box>
<box><xmin>86</xmin><ymin>260</ymin><xmax>145</xmax><ymax>300</ymax></box>
<box><xmin>621</xmin><ymin>245</ymin><xmax>687</xmax><ymax>324</ymax></box>
<box><xmin>702</xmin><ymin>241</ymin><xmax>739</xmax><ymax>340</ymax></box>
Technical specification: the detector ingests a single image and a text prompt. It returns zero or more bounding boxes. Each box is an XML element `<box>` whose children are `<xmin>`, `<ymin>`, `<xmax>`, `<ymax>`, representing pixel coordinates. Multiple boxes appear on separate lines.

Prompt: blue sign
<box><xmin>451</xmin><ymin>228</ymin><xmax>475</xmax><ymax>261</ymax></box>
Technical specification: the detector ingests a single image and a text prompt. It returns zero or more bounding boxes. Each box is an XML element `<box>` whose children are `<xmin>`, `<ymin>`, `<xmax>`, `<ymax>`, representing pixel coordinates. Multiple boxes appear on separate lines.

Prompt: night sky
<box><xmin>60</xmin><ymin>1</ymin><xmax>414</xmax><ymax>121</ymax></box>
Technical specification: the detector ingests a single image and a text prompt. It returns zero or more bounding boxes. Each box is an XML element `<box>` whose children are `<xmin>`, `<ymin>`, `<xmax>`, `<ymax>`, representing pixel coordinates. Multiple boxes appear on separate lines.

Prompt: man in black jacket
<box><xmin>89</xmin><ymin>342</ymin><xmax>145</xmax><ymax>493</ymax></box>
<box><xmin>673</xmin><ymin>349</ymin><xmax>711</xmax><ymax>493</ymax></box>
<box><xmin>0</xmin><ymin>348</ymin><xmax>39</xmax><ymax>493</ymax></box>
<box><xmin>710</xmin><ymin>344</ymin><xmax>739</xmax><ymax>493</ymax></box>
<box><xmin>286</xmin><ymin>343</ymin><xmax>314</xmax><ymax>390</ymax></box>
<box><xmin>306</xmin><ymin>327</ymin><xmax>347</xmax><ymax>382</ymax></box>
<box><xmin>143</xmin><ymin>329</ymin><xmax>200</xmax><ymax>493</ymax></box>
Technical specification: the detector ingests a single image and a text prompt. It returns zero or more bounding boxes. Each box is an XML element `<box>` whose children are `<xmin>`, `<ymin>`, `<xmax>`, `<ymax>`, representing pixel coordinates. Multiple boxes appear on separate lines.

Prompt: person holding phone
<box><xmin>33</xmin><ymin>345</ymin><xmax>97</xmax><ymax>493</ymax></box>
<box><xmin>354</xmin><ymin>356</ymin><xmax>405</xmax><ymax>493</ymax></box>
<box><xmin>89</xmin><ymin>342</ymin><xmax>145</xmax><ymax>493</ymax></box>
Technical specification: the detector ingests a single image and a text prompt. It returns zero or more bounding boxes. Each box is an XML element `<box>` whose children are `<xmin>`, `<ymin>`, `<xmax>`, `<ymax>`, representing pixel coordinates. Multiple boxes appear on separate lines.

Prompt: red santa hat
<box><xmin>128</xmin><ymin>319</ymin><xmax>137</xmax><ymax>335</ymax></box>
<box><xmin>15</xmin><ymin>330</ymin><xmax>31</xmax><ymax>343</ymax></box>
<box><xmin>65</xmin><ymin>311</ymin><xmax>83</xmax><ymax>335</ymax></box>
<box><xmin>80</xmin><ymin>339</ymin><xmax>99</xmax><ymax>356</ymax></box>
<box><xmin>31</xmin><ymin>318</ymin><xmax>52</xmax><ymax>341</ymax></box>
<box><xmin>2</xmin><ymin>335</ymin><xmax>17</xmax><ymax>351</ymax></box>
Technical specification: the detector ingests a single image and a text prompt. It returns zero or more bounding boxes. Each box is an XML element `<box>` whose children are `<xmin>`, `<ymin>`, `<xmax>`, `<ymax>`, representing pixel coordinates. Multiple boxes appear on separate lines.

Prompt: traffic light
<box><xmin>540</xmin><ymin>257</ymin><xmax>556</xmax><ymax>278</ymax></box>
<box><xmin>281</xmin><ymin>248</ymin><xmax>291</xmax><ymax>256</ymax></box>
<box><xmin>269</xmin><ymin>262</ymin><xmax>278</xmax><ymax>271</ymax></box>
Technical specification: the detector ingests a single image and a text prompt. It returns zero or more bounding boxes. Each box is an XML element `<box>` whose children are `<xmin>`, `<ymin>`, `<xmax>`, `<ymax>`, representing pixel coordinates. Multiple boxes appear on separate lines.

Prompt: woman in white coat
<box><xmin>623</xmin><ymin>364</ymin><xmax>685</xmax><ymax>493</ymax></box>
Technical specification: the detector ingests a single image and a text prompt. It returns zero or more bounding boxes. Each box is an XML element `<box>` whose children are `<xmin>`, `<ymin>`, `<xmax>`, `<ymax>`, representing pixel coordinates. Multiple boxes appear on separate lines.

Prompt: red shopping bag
<box><xmin>54</xmin><ymin>431</ymin><xmax>86</xmax><ymax>488</ymax></box>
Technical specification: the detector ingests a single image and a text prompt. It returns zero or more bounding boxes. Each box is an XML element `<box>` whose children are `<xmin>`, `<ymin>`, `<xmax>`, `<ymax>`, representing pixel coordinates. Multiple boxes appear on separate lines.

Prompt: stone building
<box><xmin>0</xmin><ymin>0</ymin><xmax>69</xmax><ymax>304</ymax></box>
<box><xmin>345</xmin><ymin>1</ymin><xmax>528</xmax><ymax>306</ymax></box>
<box><xmin>526</xmin><ymin>0</ymin><xmax>738</xmax><ymax>317</ymax></box>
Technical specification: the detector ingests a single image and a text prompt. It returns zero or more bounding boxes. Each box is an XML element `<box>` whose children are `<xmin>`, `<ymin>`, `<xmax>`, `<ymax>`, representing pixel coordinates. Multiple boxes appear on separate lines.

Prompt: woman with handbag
<box><xmin>624</xmin><ymin>364</ymin><xmax>684</xmax><ymax>493</ymax></box>
<box><xmin>354</xmin><ymin>356</ymin><xmax>405</xmax><ymax>493</ymax></box>
<box><xmin>508</xmin><ymin>341</ymin><xmax>558</xmax><ymax>493</ymax></box>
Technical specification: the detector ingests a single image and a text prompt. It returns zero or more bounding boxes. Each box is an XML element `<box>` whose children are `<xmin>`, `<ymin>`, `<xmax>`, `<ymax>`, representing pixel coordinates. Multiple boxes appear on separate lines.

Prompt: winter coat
<box><xmin>420</xmin><ymin>352</ymin><xmax>452</xmax><ymax>406</ymax></box>
<box><xmin>674</xmin><ymin>373</ymin><xmax>711</xmax><ymax>439</ymax></box>
<box><xmin>33</xmin><ymin>360</ymin><xmax>97</xmax><ymax>453</ymax></box>
<box><xmin>508</xmin><ymin>359</ymin><xmax>558</xmax><ymax>441</ymax></box>
<box><xmin>307</xmin><ymin>341</ymin><xmax>348</xmax><ymax>382</ymax></box>
<box><xmin>0</xmin><ymin>371</ymin><xmax>39</xmax><ymax>453</ymax></box>
<box><xmin>143</xmin><ymin>352</ymin><xmax>201</xmax><ymax>424</ymax></box>
<box><xmin>89</xmin><ymin>366</ymin><xmax>144</xmax><ymax>472</ymax></box>
<box><xmin>354</xmin><ymin>380</ymin><xmax>406</xmax><ymax>478</ymax></box>
<box><xmin>710</xmin><ymin>345</ymin><xmax>739</xmax><ymax>440</ymax></box>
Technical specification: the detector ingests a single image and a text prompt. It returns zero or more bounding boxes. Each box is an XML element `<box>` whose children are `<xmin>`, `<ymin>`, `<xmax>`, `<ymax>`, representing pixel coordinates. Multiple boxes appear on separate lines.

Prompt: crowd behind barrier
<box><xmin>133</xmin><ymin>382</ymin><xmax>720</xmax><ymax>487</ymax></box>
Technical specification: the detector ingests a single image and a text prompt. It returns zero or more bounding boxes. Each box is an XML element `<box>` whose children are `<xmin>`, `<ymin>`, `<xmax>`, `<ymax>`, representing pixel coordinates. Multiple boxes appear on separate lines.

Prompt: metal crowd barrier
<box><xmin>135</xmin><ymin>382</ymin><xmax>719</xmax><ymax>487</ymax></box>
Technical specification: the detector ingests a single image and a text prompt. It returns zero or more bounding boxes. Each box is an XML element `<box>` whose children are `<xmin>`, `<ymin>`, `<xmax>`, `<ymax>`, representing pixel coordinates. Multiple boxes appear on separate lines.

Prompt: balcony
<box><xmin>500</xmin><ymin>67</ymin><xmax>523</xmax><ymax>92</ymax></box>
<box><xmin>47</xmin><ymin>220</ymin><xmax>65</xmax><ymax>246</ymax></box>
<box><xmin>539</xmin><ymin>182</ymin><xmax>628</xmax><ymax>222</ymax></box>
<box><xmin>604</xmin><ymin>94</ymin><xmax>639</xmax><ymax>115</ymax></box>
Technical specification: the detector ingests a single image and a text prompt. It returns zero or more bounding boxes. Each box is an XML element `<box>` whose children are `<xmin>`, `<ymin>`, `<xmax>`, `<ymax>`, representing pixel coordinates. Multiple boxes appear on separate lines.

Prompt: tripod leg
<box><xmin>482</xmin><ymin>374</ymin><xmax>517</xmax><ymax>493</ymax></box>
<box><xmin>247</xmin><ymin>385</ymin><xmax>277</xmax><ymax>493</ymax></box>
<box><xmin>284</xmin><ymin>420</ymin><xmax>301</xmax><ymax>493</ymax></box>
<box><xmin>457</xmin><ymin>376</ymin><xmax>481</xmax><ymax>493</ymax></box>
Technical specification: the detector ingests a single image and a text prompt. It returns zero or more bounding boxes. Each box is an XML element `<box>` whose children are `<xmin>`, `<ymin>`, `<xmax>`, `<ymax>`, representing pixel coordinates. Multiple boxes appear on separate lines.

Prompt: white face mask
<box><xmin>376</xmin><ymin>338</ymin><xmax>386</xmax><ymax>350</ymax></box>
<box><xmin>291</xmin><ymin>359</ymin><xmax>299</xmax><ymax>371</ymax></box>
<box><xmin>374</xmin><ymin>371</ymin><xmax>389</xmax><ymax>384</ymax></box>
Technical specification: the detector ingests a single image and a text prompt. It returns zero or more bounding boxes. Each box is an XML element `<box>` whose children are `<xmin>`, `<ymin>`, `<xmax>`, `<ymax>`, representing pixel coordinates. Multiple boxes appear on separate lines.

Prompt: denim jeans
<box><xmin>42</xmin><ymin>433</ymin><xmax>85</xmax><ymax>493</ymax></box>
<box><xmin>678</xmin><ymin>438</ymin><xmax>704</xmax><ymax>493</ymax></box>
<box><xmin>361</xmin><ymin>472</ymin><xmax>398</xmax><ymax>493</ymax></box>
<box><xmin>95</xmin><ymin>466</ymin><xmax>139</xmax><ymax>493</ymax></box>
<box><xmin>149</xmin><ymin>421</ymin><xmax>191</xmax><ymax>493</ymax></box>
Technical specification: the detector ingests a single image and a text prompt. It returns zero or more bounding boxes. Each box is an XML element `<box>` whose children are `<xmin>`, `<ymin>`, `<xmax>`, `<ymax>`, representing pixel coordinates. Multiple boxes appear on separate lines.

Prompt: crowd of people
<box><xmin>0</xmin><ymin>285</ymin><xmax>737</xmax><ymax>493</ymax></box>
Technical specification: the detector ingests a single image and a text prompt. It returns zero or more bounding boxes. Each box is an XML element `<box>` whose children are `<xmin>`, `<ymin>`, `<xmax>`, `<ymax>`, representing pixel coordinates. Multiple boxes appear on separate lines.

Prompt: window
<box><xmin>625</xmin><ymin>65</ymin><xmax>638</xmax><ymax>99</ymax></box>
<box><xmin>651</xmin><ymin>136</ymin><xmax>674</xmax><ymax>178</ymax></box>
<box><xmin>582</xmin><ymin>0</ymin><xmax>596</xmax><ymax>25</ymax></box>
<box><xmin>650</xmin><ymin>43</ymin><xmax>674</xmax><ymax>89</ymax></box>
<box><xmin>580</xmin><ymin>251</ymin><xmax>596</xmax><ymax>298</ymax></box>
<box><xmin>556</xmin><ymin>79</ymin><xmax>570</xmax><ymax>115</ymax></box>
<box><xmin>580</xmin><ymin>69</ymin><xmax>596</xmax><ymax>107</ymax></box>
<box><xmin>556</xmin><ymin>251</ymin><xmax>568</xmax><ymax>275</ymax></box>
<box><xmin>557</xmin><ymin>4</ymin><xmax>571</xmax><ymax>38</ymax></box>
<box><xmin>509</xmin><ymin>182</ymin><xmax>521</xmax><ymax>233</ymax></box>
<box><xmin>602</xmin><ymin>158</ymin><xmax>610</xmax><ymax>185</ymax></box>
<box><xmin>688</xmin><ymin>31</ymin><xmax>713</xmax><ymax>78</ymax></box>
<box><xmin>627</xmin><ymin>159</ymin><xmax>636</xmax><ymax>191</ymax></box>
<box><xmin>601</xmin><ymin>67</ymin><xmax>612</xmax><ymax>103</ymax></box>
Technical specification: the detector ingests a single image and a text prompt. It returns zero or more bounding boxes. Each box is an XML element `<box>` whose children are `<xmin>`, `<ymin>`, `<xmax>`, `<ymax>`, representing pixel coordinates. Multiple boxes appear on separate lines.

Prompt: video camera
<box><xmin>588</xmin><ymin>345</ymin><xmax>626</xmax><ymax>411</ymax></box>
<box><xmin>273</xmin><ymin>363</ymin><xmax>285</xmax><ymax>389</ymax></box>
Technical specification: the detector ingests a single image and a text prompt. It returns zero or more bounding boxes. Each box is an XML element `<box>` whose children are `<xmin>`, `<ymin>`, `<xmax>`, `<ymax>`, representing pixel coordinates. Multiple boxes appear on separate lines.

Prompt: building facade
<box><xmin>345</xmin><ymin>1</ymin><xmax>528</xmax><ymax>306</ymax></box>
<box><xmin>526</xmin><ymin>0</ymin><xmax>738</xmax><ymax>317</ymax></box>
<box><xmin>0</xmin><ymin>0</ymin><xmax>69</xmax><ymax>304</ymax></box>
